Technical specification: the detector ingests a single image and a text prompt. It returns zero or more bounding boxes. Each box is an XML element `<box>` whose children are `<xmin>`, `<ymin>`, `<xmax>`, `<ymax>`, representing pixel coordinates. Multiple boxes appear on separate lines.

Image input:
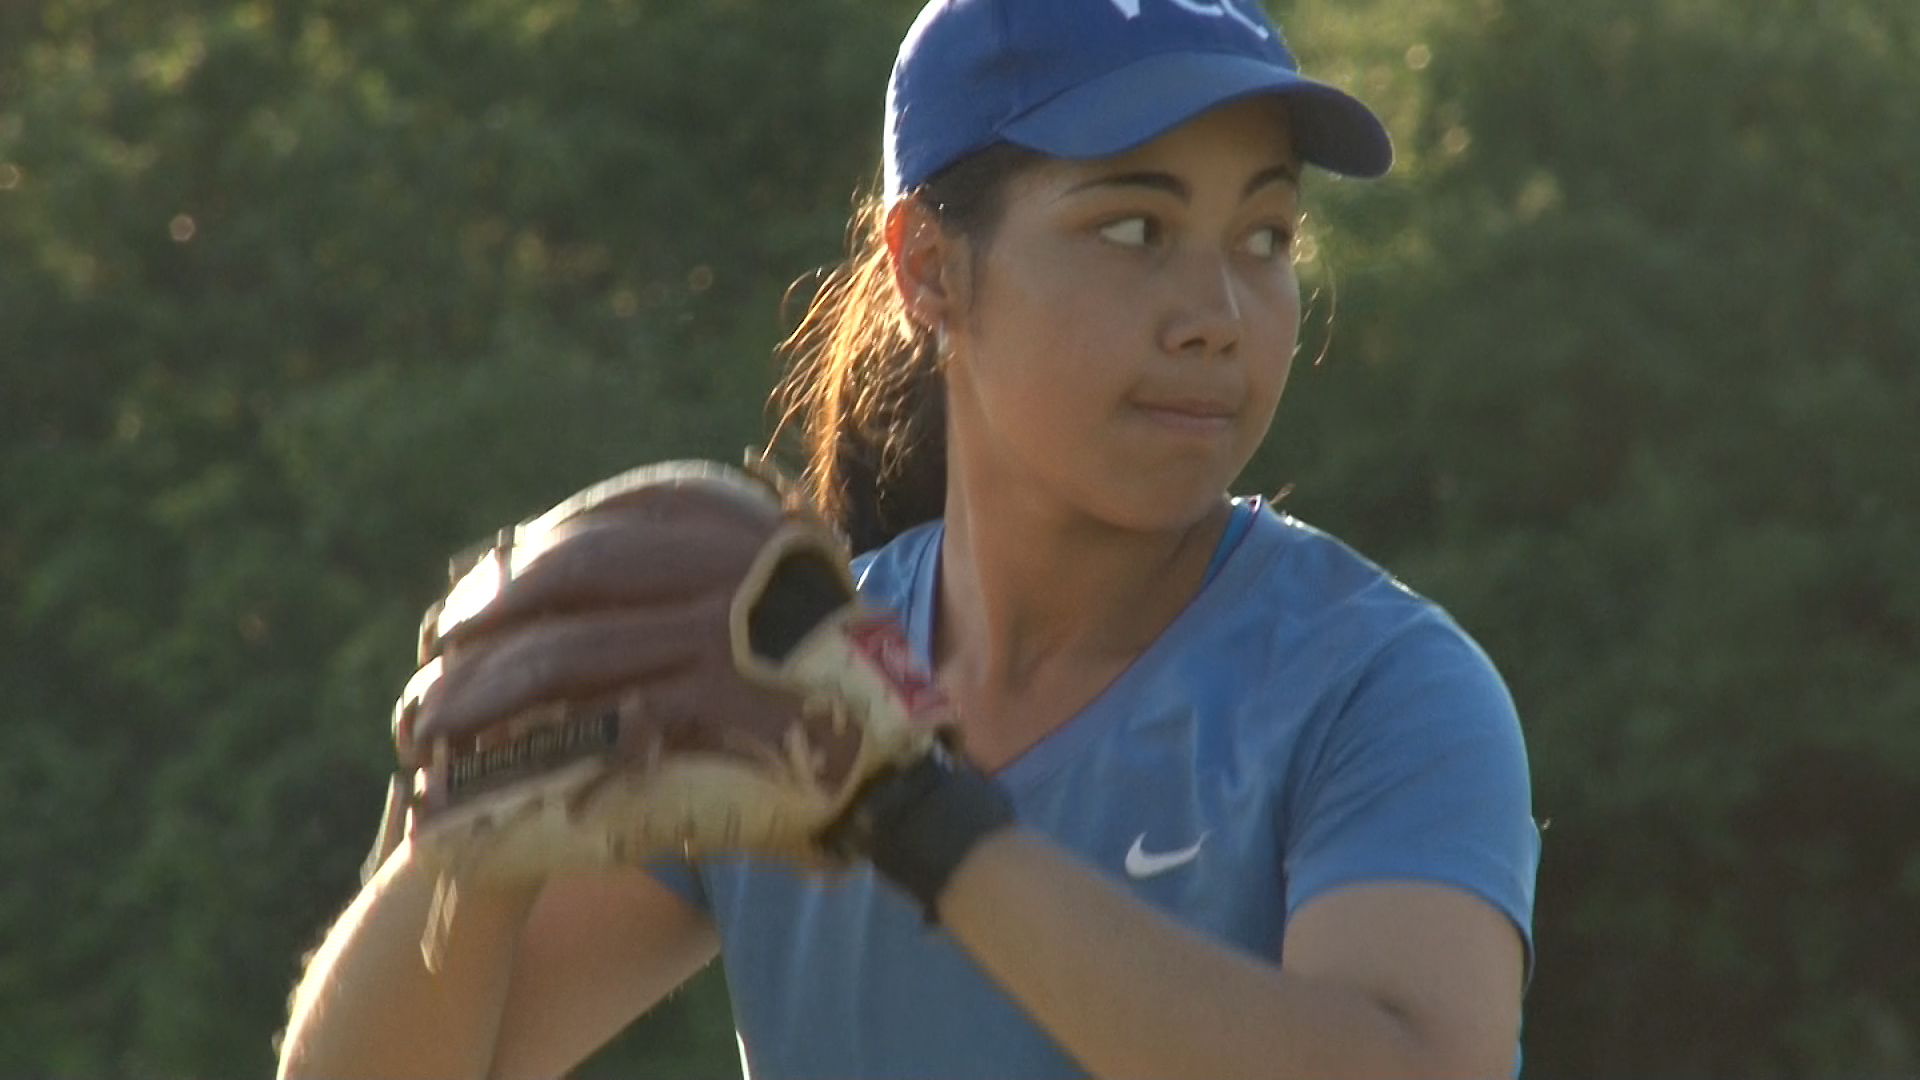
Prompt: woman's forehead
<box><xmin>1016</xmin><ymin>98</ymin><xmax>1301</xmax><ymax>198</ymax></box>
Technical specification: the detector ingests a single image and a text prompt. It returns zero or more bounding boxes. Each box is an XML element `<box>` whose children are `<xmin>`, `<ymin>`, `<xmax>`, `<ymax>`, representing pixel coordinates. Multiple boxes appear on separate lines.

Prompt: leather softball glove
<box><xmin>369</xmin><ymin>460</ymin><xmax>952</xmax><ymax>966</ymax></box>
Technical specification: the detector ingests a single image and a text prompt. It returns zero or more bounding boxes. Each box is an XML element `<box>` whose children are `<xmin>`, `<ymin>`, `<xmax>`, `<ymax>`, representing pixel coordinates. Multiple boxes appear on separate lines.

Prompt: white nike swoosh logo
<box><xmin>1124</xmin><ymin>832</ymin><xmax>1208</xmax><ymax>878</ymax></box>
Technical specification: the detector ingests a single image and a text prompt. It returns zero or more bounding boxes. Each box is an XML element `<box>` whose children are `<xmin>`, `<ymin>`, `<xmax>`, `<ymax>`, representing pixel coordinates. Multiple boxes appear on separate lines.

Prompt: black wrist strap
<box><xmin>821</xmin><ymin>735</ymin><xmax>1015</xmax><ymax>924</ymax></box>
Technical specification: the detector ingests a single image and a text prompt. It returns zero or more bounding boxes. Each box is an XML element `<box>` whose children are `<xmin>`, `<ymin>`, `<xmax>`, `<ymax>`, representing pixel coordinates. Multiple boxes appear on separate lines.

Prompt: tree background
<box><xmin>2</xmin><ymin>0</ymin><xmax>1913</xmax><ymax>1075</ymax></box>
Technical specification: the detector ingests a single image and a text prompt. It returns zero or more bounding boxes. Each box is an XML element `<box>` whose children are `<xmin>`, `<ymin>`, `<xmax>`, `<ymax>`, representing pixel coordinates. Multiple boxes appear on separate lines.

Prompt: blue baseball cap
<box><xmin>884</xmin><ymin>0</ymin><xmax>1393</xmax><ymax>199</ymax></box>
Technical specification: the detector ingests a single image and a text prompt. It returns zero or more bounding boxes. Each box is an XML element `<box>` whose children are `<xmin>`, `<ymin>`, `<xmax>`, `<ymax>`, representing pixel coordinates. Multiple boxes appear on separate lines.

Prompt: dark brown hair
<box><xmin>770</xmin><ymin>144</ymin><xmax>1043</xmax><ymax>551</ymax></box>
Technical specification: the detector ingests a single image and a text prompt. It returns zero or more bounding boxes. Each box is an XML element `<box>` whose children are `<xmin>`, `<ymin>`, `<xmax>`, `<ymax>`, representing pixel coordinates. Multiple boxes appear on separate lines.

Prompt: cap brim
<box><xmin>1000</xmin><ymin>51</ymin><xmax>1392</xmax><ymax>179</ymax></box>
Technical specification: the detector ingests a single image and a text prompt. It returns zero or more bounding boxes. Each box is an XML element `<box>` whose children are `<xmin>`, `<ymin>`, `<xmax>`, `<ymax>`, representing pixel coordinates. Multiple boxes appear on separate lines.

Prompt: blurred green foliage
<box><xmin>1</xmin><ymin>0</ymin><xmax>1914</xmax><ymax>1075</ymax></box>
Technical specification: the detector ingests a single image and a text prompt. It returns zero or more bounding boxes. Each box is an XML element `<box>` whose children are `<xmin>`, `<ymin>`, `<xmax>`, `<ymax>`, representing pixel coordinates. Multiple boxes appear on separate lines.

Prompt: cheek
<box><xmin>1264</xmin><ymin>260</ymin><xmax>1305</xmax><ymax>340</ymax></box>
<box><xmin>964</xmin><ymin>254</ymin><xmax>1129</xmax><ymax>400</ymax></box>
<box><xmin>1243</xmin><ymin>271</ymin><xmax>1302</xmax><ymax>385</ymax></box>
<box><xmin>1264</xmin><ymin>294</ymin><xmax>1301</xmax><ymax>389</ymax></box>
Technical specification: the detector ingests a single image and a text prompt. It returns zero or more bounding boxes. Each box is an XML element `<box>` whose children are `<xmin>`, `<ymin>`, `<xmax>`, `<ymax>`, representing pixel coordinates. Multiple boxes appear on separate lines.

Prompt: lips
<box><xmin>1132</xmin><ymin>396</ymin><xmax>1237</xmax><ymax>433</ymax></box>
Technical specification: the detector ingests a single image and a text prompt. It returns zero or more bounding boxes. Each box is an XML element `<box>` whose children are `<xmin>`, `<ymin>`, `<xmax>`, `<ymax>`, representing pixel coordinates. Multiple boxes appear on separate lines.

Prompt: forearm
<box><xmin>277</xmin><ymin>840</ymin><xmax>542</xmax><ymax>1080</ymax></box>
<box><xmin>937</xmin><ymin>829</ymin><xmax>1462</xmax><ymax>1080</ymax></box>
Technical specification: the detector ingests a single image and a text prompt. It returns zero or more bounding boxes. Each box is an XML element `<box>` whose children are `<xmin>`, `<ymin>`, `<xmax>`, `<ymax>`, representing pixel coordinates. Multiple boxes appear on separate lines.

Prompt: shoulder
<box><xmin>1224</xmin><ymin>508</ymin><xmax>1525</xmax><ymax>801</ymax></box>
<box><xmin>1242</xmin><ymin>514</ymin><xmax>1537</xmax><ymax>940</ymax></box>
<box><xmin>850</xmin><ymin>519</ymin><xmax>942</xmax><ymax>605</ymax></box>
<box><xmin>1225</xmin><ymin>507</ymin><xmax>1488</xmax><ymax>687</ymax></box>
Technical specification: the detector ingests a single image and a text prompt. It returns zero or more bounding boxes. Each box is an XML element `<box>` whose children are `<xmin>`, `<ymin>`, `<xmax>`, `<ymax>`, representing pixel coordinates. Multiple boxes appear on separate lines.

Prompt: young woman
<box><xmin>278</xmin><ymin>1</ymin><xmax>1538</xmax><ymax>1077</ymax></box>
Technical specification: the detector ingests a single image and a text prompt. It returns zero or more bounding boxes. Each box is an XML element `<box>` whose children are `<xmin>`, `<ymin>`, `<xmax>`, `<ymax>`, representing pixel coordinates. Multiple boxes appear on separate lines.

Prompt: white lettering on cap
<box><xmin>1105</xmin><ymin>0</ymin><xmax>1269</xmax><ymax>40</ymax></box>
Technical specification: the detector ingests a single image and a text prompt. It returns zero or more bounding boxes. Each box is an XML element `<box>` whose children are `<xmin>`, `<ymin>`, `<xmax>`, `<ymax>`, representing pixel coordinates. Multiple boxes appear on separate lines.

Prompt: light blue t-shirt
<box><xmin>656</xmin><ymin>503</ymin><xmax>1539</xmax><ymax>1079</ymax></box>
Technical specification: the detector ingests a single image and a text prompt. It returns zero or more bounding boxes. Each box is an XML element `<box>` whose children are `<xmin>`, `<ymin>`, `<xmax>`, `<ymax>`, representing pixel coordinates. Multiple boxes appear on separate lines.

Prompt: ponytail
<box><xmin>770</xmin><ymin>145</ymin><xmax>1041</xmax><ymax>551</ymax></box>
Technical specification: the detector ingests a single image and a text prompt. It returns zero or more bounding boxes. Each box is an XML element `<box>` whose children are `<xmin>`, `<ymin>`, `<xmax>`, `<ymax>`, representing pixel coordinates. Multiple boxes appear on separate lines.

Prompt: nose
<box><xmin>1160</xmin><ymin>250</ymin><xmax>1242</xmax><ymax>358</ymax></box>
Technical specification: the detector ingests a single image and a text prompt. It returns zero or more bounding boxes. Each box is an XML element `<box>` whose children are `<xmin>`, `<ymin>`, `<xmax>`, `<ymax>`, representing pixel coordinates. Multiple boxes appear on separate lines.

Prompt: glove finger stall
<box><xmin>409</xmin><ymin>603</ymin><xmax>722</xmax><ymax>754</ymax></box>
<box><xmin>433</xmin><ymin>511</ymin><xmax>768</xmax><ymax>651</ymax></box>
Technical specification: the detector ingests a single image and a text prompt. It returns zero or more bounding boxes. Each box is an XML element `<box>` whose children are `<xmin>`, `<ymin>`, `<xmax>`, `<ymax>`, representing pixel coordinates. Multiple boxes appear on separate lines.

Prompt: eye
<box><xmin>1097</xmin><ymin>215</ymin><xmax>1157</xmax><ymax>248</ymax></box>
<box><xmin>1242</xmin><ymin>224</ymin><xmax>1293</xmax><ymax>259</ymax></box>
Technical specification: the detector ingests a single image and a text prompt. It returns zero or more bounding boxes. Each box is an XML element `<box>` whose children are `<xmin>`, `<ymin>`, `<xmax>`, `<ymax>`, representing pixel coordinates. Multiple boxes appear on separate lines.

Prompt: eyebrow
<box><xmin>1062</xmin><ymin>162</ymin><xmax>1300</xmax><ymax>202</ymax></box>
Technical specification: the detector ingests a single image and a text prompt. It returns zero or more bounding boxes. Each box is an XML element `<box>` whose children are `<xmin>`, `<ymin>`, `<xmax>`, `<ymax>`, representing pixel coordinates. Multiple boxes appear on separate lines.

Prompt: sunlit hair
<box><xmin>770</xmin><ymin>144</ymin><xmax>1043</xmax><ymax>551</ymax></box>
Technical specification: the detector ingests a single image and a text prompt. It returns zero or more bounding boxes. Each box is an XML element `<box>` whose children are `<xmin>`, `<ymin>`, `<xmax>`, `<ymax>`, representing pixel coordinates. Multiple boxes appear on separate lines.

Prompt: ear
<box><xmin>884</xmin><ymin>197</ymin><xmax>964</xmax><ymax>334</ymax></box>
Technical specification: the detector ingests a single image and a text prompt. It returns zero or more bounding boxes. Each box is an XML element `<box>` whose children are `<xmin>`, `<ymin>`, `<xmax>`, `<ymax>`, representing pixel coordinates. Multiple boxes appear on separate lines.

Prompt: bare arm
<box><xmin>938</xmin><ymin>828</ymin><xmax>1525</xmax><ymax>1080</ymax></box>
<box><xmin>277</xmin><ymin>839</ymin><xmax>716</xmax><ymax>1080</ymax></box>
<box><xmin>487</xmin><ymin>865</ymin><xmax>718</xmax><ymax>1079</ymax></box>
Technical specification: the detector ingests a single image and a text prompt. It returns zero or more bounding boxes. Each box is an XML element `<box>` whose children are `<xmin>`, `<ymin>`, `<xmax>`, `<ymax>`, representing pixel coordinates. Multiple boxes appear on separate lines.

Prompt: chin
<box><xmin>1092</xmin><ymin>480</ymin><xmax>1233</xmax><ymax>537</ymax></box>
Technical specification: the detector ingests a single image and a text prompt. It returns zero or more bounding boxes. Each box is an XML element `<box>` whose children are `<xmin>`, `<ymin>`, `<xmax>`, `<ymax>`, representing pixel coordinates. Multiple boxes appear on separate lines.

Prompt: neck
<box><xmin>934</xmin><ymin>480</ymin><xmax>1232</xmax><ymax>704</ymax></box>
